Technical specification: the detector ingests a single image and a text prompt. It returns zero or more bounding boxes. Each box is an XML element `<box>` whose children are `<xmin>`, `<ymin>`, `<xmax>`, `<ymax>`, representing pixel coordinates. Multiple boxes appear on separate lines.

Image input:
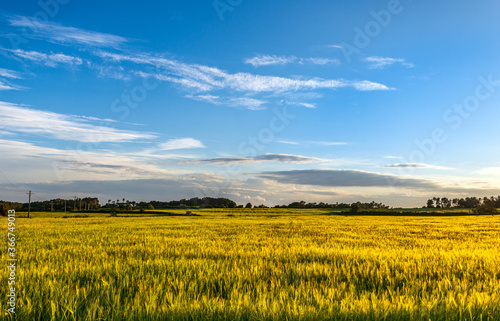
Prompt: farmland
<box><xmin>2</xmin><ymin>209</ymin><xmax>500</xmax><ymax>320</ymax></box>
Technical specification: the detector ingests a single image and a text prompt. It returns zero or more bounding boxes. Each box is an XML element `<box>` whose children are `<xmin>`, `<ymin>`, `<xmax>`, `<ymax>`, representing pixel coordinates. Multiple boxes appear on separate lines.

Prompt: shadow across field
<box><xmin>59</xmin><ymin>211</ymin><xmax>203</xmax><ymax>218</ymax></box>
<box><xmin>153</xmin><ymin>212</ymin><xmax>201</xmax><ymax>217</ymax></box>
<box><xmin>320</xmin><ymin>210</ymin><xmax>496</xmax><ymax>217</ymax></box>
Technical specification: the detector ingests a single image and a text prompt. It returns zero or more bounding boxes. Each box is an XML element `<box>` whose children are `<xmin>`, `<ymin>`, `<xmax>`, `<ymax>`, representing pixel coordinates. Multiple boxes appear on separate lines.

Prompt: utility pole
<box><xmin>79</xmin><ymin>198</ymin><xmax>82</xmax><ymax>211</ymax></box>
<box><xmin>26</xmin><ymin>190</ymin><xmax>34</xmax><ymax>218</ymax></box>
<box><xmin>50</xmin><ymin>201</ymin><xmax>54</xmax><ymax>212</ymax></box>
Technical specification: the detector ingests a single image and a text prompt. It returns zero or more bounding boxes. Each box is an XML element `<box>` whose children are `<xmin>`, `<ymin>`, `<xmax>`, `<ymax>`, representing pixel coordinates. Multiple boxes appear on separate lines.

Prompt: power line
<box><xmin>0</xmin><ymin>170</ymin><xmax>21</xmax><ymax>190</ymax></box>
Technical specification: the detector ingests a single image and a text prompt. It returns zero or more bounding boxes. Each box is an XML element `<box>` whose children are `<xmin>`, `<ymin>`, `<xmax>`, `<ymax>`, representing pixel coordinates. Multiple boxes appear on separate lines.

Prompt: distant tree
<box><xmin>147</xmin><ymin>204</ymin><xmax>154</xmax><ymax>210</ymax></box>
<box><xmin>288</xmin><ymin>201</ymin><xmax>306</xmax><ymax>208</ymax></box>
<box><xmin>441</xmin><ymin>197</ymin><xmax>451</xmax><ymax>208</ymax></box>
<box><xmin>350</xmin><ymin>203</ymin><xmax>361</xmax><ymax>214</ymax></box>
<box><xmin>126</xmin><ymin>204</ymin><xmax>132</xmax><ymax>211</ymax></box>
<box><xmin>426</xmin><ymin>199</ymin><xmax>434</xmax><ymax>208</ymax></box>
<box><xmin>245</xmin><ymin>203</ymin><xmax>252</xmax><ymax>209</ymax></box>
<box><xmin>0</xmin><ymin>203</ymin><xmax>9</xmax><ymax>216</ymax></box>
<box><xmin>473</xmin><ymin>203</ymin><xmax>497</xmax><ymax>215</ymax></box>
<box><xmin>467</xmin><ymin>197</ymin><xmax>481</xmax><ymax>208</ymax></box>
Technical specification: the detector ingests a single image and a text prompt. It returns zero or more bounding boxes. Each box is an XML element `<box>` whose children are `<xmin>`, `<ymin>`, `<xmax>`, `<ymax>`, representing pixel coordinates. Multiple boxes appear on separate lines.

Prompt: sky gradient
<box><xmin>1</xmin><ymin>0</ymin><xmax>500</xmax><ymax>206</ymax></box>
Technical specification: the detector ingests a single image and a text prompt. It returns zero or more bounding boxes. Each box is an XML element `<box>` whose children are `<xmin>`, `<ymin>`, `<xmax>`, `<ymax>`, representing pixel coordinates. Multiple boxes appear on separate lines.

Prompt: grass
<box><xmin>1</xmin><ymin>209</ymin><xmax>500</xmax><ymax>320</ymax></box>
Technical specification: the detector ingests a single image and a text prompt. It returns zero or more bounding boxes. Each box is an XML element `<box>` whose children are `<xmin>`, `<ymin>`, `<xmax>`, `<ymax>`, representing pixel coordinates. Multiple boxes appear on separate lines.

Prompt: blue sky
<box><xmin>1</xmin><ymin>0</ymin><xmax>500</xmax><ymax>206</ymax></box>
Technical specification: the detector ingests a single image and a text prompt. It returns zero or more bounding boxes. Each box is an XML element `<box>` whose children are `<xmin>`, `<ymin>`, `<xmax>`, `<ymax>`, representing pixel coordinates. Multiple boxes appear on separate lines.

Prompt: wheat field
<box><xmin>2</xmin><ymin>210</ymin><xmax>500</xmax><ymax>320</ymax></box>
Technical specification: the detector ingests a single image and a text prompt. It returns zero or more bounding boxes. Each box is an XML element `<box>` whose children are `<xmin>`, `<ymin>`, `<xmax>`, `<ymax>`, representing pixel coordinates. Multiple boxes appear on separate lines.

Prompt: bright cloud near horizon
<box><xmin>0</xmin><ymin>0</ymin><xmax>500</xmax><ymax>207</ymax></box>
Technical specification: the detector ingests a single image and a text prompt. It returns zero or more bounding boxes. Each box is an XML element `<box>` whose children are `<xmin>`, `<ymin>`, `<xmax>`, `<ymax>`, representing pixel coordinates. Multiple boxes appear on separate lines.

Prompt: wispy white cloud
<box><xmin>0</xmin><ymin>68</ymin><xmax>24</xmax><ymax>91</ymax></box>
<box><xmin>1</xmin><ymin>21</ymin><xmax>392</xmax><ymax>110</ymax></box>
<box><xmin>223</xmin><ymin>74</ymin><xmax>390</xmax><ymax>92</ymax></box>
<box><xmin>285</xmin><ymin>101</ymin><xmax>317</xmax><ymax>108</ymax></box>
<box><xmin>364</xmin><ymin>56</ymin><xmax>414</xmax><ymax>69</ymax></box>
<box><xmin>186</xmin><ymin>94</ymin><xmax>219</xmax><ymax>104</ymax></box>
<box><xmin>96</xmin><ymin>65</ymin><xmax>130</xmax><ymax>80</ymax></box>
<box><xmin>245</xmin><ymin>55</ymin><xmax>340</xmax><ymax>67</ymax></box>
<box><xmin>0</xmin><ymin>81</ymin><xmax>23</xmax><ymax>91</ymax></box>
<box><xmin>275</xmin><ymin>140</ymin><xmax>299</xmax><ymax>145</ymax></box>
<box><xmin>0</xmin><ymin>68</ymin><xmax>22</xmax><ymax>79</ymax></box>
<box><xmin>0</xmin><ymin>101</ymin><xmax>156</xmax><ymax>142</ymax></box>
<box><xmin>101</xmin><ymin>51</ymin><xmax>390</xmax><ymax>96</ymax></box>
<box><xmin>350</xmin><ymin>80</ymin><xmax>394</xmax><ymax>91</ymax></box>
<box><xmin>7</xmin><ymin>49</ymin><xmax>83</xmax><ymax>67</ymax></box>
<box><xmin>245</xmin><ymin>55</ymin><xmax>297</xmax><ymax>67</ymax></box>
<box><xmin>304</xmin><ymin>58</ymin><xmax>340</xmax><ymax>65</ymax></box>
<box><xmin>158</xmin><ymin>138</ymin><xmax>206</xmax><ymax>151</ymax></box>
<box><xmin>133</xmin><ymin>70</ymin><xmax>213</xmax><ymax>92</ymax></box>
<box><xmin>8</xmin><ymin>15</ymin><xmax>128</xmax><ymax>47</ymax></box>
<box><xmin>228</xmin><ymin>97</ymin><xmax>267</xmax><ymax>110</ymax></box>
<box><xmin>187</xmin><ymin>94</ymin><xmax>267</xmax><ymax>110</ymax></box>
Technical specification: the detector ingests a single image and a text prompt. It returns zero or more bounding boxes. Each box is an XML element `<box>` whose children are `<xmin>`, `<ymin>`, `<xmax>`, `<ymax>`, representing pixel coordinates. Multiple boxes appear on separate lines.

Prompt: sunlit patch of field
<box><xmin>2</xmin><ymin>210</ymin><xmax>500</xmax><ymax>320</ymax></box>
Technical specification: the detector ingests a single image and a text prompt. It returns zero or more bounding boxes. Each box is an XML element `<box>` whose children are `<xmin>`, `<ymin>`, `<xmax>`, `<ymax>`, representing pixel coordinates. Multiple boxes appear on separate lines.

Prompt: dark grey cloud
<box><xmin>258</xmin><ymin>169</ymin><xmax>440</xmax><ymax>189</ymax></box>
<box><xmin>202</xmin><ymin>154</ymin><xmax>323</xmax><ymax>164</ymax></box>
<box><xmin>57</xmin><ymin>160</ymin><xmax>127</xmax><ymax>170</ymax></box>
<box><xmin>383</xmin><ymin>164</ymin><xmax>428</xmax><ymax>168</ymax></box>
<box><xmin>381</xmin><ymin>163</ymin><xmax>449</xmax><ymax>169</ymax></box>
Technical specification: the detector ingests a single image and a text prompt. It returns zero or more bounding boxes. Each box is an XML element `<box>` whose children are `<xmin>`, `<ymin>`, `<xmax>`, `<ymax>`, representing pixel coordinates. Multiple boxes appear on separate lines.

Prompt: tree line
<box><xmin>425</xmin><ymin>196</ymin><xmax>500</xmax><ymax>214</ymax></box>
<box><xmin>0</xmin><ymin>198</ymin><xmax>100</xmax><ymax>213</ymax></box>
<box><xmin>1</xmin><ymin>195</ymin><xmax>499</xmax><ymax>215</ymax></box>
<box><xmin>272</xmin><ymin>200</ymin><xmax>389</xmax><ymax>209</ymax></box>
<box><xmin>0</xmin><ymin>197</ymin><xmax>388</xmax><ymax>213</ymax></box>
<box><xmin>139</xmin><ymin>197</ymin><xmax>237</xmax><ymax>209</ymax></box>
